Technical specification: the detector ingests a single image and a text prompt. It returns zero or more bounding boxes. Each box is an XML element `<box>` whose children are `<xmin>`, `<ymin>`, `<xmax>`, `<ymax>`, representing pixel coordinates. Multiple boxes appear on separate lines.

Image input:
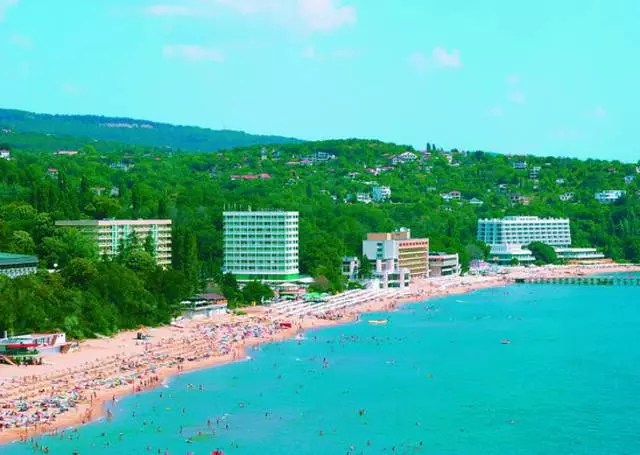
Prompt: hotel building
<box><xmin>477</xmin><ymin>216</ymin><xmax>604</xmax><ymax>265</ymax></box>
<box><xmin>362</xmin><ymin>228</ymin><xmax>429</xmax><ymax>284</ymax></box>
<box><xmin>429</xmin><ymin>252</ymin><xmax>461</xmax><ymax>277</ymax></box>
<box><xmin>55</xmin><ymin>219</ymin><xmax>172</xmax><ymax>267</ymax></box>
<box><xmin>223</xmin><ymin>211</ymin><xmax>299</xmax><ymax>282</ymax></box>
<box><xmin>0</xmin><ymin>252</ymin><xmax>38</xmax><ymax>278</ymax></box>
<box><xmin>477</xmin><ymin>216</ymin><xmax>571</xmax><ymax>247</ymax></box>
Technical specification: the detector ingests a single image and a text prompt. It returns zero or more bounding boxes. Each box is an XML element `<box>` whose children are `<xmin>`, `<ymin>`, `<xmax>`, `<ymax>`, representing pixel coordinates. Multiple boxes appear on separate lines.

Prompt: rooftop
<box><xmin>0</xmin><ymin>252</ymin><xmax>39</xmax><ymax>266</ymax></box>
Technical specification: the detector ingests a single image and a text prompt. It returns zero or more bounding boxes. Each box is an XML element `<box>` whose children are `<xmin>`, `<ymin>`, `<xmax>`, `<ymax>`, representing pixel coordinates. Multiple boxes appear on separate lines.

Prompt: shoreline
<box><xmin>2</xmin><ymin>263</ymin><xmax>639</xmax><ymax>445</ymax></box>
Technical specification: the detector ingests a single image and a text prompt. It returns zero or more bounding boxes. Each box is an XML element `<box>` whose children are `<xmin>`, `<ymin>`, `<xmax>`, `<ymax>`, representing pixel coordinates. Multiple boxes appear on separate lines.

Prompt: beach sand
<box><xmin>1</xmin><ymin>263</ymin><xmax>638</xmax><ymax>444</ymax></box>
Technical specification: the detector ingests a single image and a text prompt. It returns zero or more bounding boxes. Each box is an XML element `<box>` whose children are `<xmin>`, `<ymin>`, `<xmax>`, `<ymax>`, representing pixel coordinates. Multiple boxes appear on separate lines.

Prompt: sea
<box><xmin>3</xmin><ymin>277</ymin><xmax>640</xmax><ymax>455</ymax></box>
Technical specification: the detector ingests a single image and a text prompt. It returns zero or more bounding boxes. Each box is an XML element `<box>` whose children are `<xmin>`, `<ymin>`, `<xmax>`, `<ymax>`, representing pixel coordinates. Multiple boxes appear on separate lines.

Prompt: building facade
<box><xmin>341</xmin><ymin>256</ymin><xmax>361</xmax><ymax>281</ymax></box>
<box><xmin>429</xmin><ymin>253</ymin><xmax>461</xmax><ymax>277</ymax></box>
<box><xmin>55</xmin><ymin>219</ymin><xmax>172</xmax><ymax>267</ymax></box>
<box><xmin>488</xmin><ymin>244</ymin><xmax>536</xmax><ymax>265</ymax></box>
<box><xmin>478</xmin><ymin>216</ymin><xmax>604</xmax><ymax>265</ymax></box>
<box><xmin>223</xmin><ymin>211</ymin><xmax>299</xmax><ymax>282</ymax></box>
<box><xmin>595</xmin><ymin>190</ymin><xmax>625</xmax><ymax>203</ymax></box>
<box><xmin>362</xmin><ymin>228</ymin><xmax>429</xmax><ymax>279</ymax></box>
<box><xmin>0</xmin><ymin>253</ymin><xmax>38</xmax><ymax>278</ymax></box>
<box><xmin>477</xmin><ymin>216</ymin><xmax>571</xmax><ymax>247</ymax></box>
<box><xmin>372</xmin><ymin>186</ymin><xmax>391</xmax><ymax>202</ymax></box>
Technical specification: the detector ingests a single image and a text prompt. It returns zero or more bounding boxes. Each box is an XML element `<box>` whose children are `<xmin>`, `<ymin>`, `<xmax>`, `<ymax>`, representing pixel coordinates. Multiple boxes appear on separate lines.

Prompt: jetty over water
<box><xmin>515</xmin><ymin>276</ymin><xmax>640</xmax><ymax>286</ymax></box>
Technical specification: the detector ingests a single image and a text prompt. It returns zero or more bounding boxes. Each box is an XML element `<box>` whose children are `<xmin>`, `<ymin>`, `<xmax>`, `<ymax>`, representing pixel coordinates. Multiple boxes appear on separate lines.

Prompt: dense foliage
<box><xmin>0</xmin><ymin>108</ymin><xmax>301</xmax><ymax>152</ymax></box>
<box><xmin>528</xmin><ymin>242</ymin><xmax>558</xmax><ymax>265</ymax></box>
<box><xmin>1</xmin><ymin>127</ymin><xmax>639</xmax><ymax>338</ymax></box>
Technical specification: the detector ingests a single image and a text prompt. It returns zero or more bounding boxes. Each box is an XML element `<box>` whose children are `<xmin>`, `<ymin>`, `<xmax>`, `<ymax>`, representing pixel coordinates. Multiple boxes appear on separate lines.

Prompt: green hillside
<box><xmin>1</xmin><ymin>131</ymin><xmax>640</xmax><ymax>339</ymax></box>
<box><xmin>0</xmin><ymin>108</ymin><xmax>301</xmax><ymax>152</ymax></box>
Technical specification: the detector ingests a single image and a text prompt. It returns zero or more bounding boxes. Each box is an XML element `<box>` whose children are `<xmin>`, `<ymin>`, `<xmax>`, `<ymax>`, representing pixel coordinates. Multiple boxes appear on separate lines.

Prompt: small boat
<box><xmin>500</xmin><ymin>339</ymin><xmax>511</xmax><ymax>345</ymax></box>
<box><xmin>368</xmin><ymin>319</ymin><xmax>388</xmax><ymax>325</ymax></box>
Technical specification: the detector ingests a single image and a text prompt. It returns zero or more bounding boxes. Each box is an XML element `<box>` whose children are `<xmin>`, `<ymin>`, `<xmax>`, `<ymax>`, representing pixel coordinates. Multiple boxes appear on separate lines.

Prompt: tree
<box><xmin>39</xmin><ymin>228</ymin><xmax>98</xmax><ymax>268</ymax></box>
<box><xmin>144</xmin><ymin>233</ymin><xmax>156</xmax><ymax>257</ymax></box>
<box><xmin>122</xmin><ymin>250</ymin><xmax>157</xmax><ymax>275</ymax></box>
<box><xmin>62</xmin><ymin>258</ymin><xmax>99</xmax><ymax>287</ymax></box>
<box><xmin>528</xmin><ymin>241</ymin><xmax>558</xmax><ymax>265</ymax></box>
<box><xmin>8</xmin><ymin>230</ymin><xmax>36</xmax><ymax>254</ymax></box>
<box><xmin>221</xmin><ymin>273</ymin><xmax>242</xmax><ymax>307</ymax></box>
<box><xmin>359</xmin><ymin>255</ymin><xmax>372</xmax><ymax>278</ymax></box>
<box><xmin>241</xmin><ymin>281</ymin><xmax>274</xmax><ymax>306</ymax></box>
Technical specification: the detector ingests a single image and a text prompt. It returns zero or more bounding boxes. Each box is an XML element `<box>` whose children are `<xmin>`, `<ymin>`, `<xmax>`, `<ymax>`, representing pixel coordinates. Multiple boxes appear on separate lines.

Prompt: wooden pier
<box><xmin>515</xmin><ymin>276</ymin><xmax>640</xmax><ymax>286</ymax></box>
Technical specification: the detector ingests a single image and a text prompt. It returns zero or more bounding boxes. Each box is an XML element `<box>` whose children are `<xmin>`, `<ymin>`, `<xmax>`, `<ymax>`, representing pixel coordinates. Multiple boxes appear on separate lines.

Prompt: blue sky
<box><xmin>0</xmin><ymin>0</ymin><xmax>638</xmax><ymax>160</ymax></box>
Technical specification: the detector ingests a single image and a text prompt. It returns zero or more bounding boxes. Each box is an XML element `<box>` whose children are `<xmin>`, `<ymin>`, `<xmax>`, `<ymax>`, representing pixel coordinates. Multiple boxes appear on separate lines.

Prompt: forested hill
<box><xmin>2</xmin><ymin>133</ymin><xmax>640</xmax><ymax>339</ymax></box>
<box><xmin>0</xmin><ymin>108</ymin><xmax>302</xmax><ymax>152</ymax></box>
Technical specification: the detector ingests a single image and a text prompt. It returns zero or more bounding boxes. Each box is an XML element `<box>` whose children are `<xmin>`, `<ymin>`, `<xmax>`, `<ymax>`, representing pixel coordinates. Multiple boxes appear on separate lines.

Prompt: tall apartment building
<box><xmin>362</xmin><ymin>228</ymin><xmax>429</xmax><ymax>279</ymax></box>
<box><xmin>223</xmin><ymin>211</ymin><xmax>299</xmax><ymax>282</ymax></box>
<box><xmin>477</xmin><ymin>216</ymin><xmax>571</xmax><ymax>247</ymax></box>
<box><xmin>55</xmin><ymin>219</ymin><xmax>172</xmax><ymax>267</ymax></box>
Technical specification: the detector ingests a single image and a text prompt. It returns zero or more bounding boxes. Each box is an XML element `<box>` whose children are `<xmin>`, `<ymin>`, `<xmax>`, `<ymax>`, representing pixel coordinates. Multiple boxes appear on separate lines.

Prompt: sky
<box><xmin>0</xmin><ymin>0</ymin><xmax>638</xmax><ymax>160</ymax></box>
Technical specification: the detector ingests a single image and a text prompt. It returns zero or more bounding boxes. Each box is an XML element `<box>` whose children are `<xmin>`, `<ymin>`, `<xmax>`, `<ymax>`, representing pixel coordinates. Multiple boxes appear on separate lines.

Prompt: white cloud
<box><xmin>506</xmin><ymin>74</ymin><xmax>520</xmax><ymax>85</ymax></box>
<box><xmin>214</xmin><ymin>0</ymin><xmax>279</xmax><ymax>15</ymax></box>
<box><xmin>10</xmin><ymin>33</ymin><xmax>31</xmax><ymax>48</ymax></box>
<box><xmin>0</xmin><ymin>0</ymin><xmax>19</xmax><ymax>22</ymax></box>
<box><xmin>298</xmin><ymin>0</ymin><xmax>356</xmax><ymax>32</ymax></box>
<box><xmin>432</xmin><ymin>47</ymin><xmax>462</xmax><ymax>68</ymax></box>
<box><xmin>148</xmin><ymin>0</ymin><xmax>356</xmax><ymax>33</ymax></box>
<box><xmin>302</xmin><ymin>45</ymin><xmax>317</xmax><ymax>59</ymax></box>
<box><xmin>145</xmin><ymin>4</ymin><xmax>196</xmax><ymax>16</ymax></box>
<box><xmin>507</xmin><ymin>90</ymin><xmax>526</xmax><ymax>104</ymax></box>
<box><xmin>163</xmin><ymin>44</ymin><xmax>225</xmax><ymax>62</ymax></box>
<box><xmin>486</xmin><ymin>106</ymin><xmax>504</xmax><ymax>117</ymax></box>
<box><xmin>587</xmin><ymin>105</ymin><xmax>607</xmax><ymax>120</ymax></box>
<box><xmin>409</xmin><ymin>47</ymin><xmax>462</xmax><ymax>71</ymax></box>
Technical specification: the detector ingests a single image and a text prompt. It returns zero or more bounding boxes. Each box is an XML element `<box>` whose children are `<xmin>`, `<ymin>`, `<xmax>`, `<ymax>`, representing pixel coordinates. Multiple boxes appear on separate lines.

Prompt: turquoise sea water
<box><xmin>4</xmin><ymin>280</ymin><xmax>640</xmax><ymax>455</ymax></box>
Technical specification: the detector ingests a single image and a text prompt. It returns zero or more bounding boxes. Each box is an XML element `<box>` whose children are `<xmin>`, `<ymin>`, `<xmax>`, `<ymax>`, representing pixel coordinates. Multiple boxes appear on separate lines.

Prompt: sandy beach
<box><xmin>1</xmin><ymin>263</ymin><xmax>638</xmax><ymax>445</ymax></box>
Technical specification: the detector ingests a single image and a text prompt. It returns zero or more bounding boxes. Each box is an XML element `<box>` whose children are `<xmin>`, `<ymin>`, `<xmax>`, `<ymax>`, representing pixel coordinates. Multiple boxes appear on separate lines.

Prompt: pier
<box><xmin>515</xmin><ymin>276</ymin><xmax>640</xmax><ymax>286</ymax></box>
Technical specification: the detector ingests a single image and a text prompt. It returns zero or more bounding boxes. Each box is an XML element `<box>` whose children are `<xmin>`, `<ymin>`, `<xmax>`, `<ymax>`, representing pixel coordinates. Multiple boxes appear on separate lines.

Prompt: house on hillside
<box><xmin>55</xmin><ymin>150</ymin><xmax>79</xmax><ymax>156</ymax></box>
<box><xmin>391</xmin><ymin>151</ymin><xmax>417</xmax><ymax>165</ymax></box>
<box><xmin>441</xmin><ymin>191</ymin><xmax>462</xmax><ymax>202</ymax></box>
<box><xmin>315</xmin><ymin>151</ymin><xmax>336</xmax><ymax>161</ymax></box>
<box><xmin>110</xmin><ymin>161</ymin><xmax>133</xmax><ymax>171</ymax></box>
<box><xmin>595</xmin><ymin>190</ymin><xmax>625</xmax><ymax>203</ymax></box>
<box><xmin>372</xmin><ymin>186</ymin><xmax>391</xmax><ymax>202</ymax></box>
<box><xmin>510</xmin><ymin>194</ymin><xmax>530</xmax><ymax>205</ymax></box>
<box><xmin>513</xmin><ymin>160</ymin><xmax>527</xmax><ymax>170</ymax></box>
<box><xmin>529</xmin><ymin>166</ymin><xmax>541</xmax><ymax>180</ymax></box>
<box><xmin>47</xmin><ymin>168</ymin><xmax>59</xmax><ymax>179</ymax></box>
<box><xmin>559</xmin><ymin>192</ymin><xmax>574</xmax><ymax>202</ymax></box>
<box><xmin>230</xmin><ymin>173</ymin><xmax>271</xmax><ymax>181</ymax></box>
<box><xmin>0</xmin><ymin>149</ymin><xmax>10</xmax><ymax>160</ymax></box>
<box><xmin>624</xmin><ymin>175</ymin><xmax>636</xmax><ymax>184</ymax></box>
<box><xmin>356</xmin><ymin>193</ymin><xmax>372</xmax><ymax>204</ymax></box>
<box><xmin>469</xmin><ymin>198</ymin><xmax>484</xmax><ymax>206</ymax></box>
<box><xmin>556</xmin><ymin>178</ymin><xmax>565</xmax><ymax>185</ymax></box>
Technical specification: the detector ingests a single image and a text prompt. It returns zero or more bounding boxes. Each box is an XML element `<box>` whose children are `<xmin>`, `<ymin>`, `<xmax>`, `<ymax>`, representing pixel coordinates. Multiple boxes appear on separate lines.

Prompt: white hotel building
<box><xmin>477</xmin><ymin>216</ymin><xmax>604</xmax><ymax>264</ymax></box>
<box><xmin>55</xmin><ymin>219</ymin><xmax>172</xmax><ymax>267</ymax></box>
<box><xmin>223</xmin><ymin>211</ymin><xmax>299</xmax><ymax>282</ymax></box>
<box><xmin>477</xmin><ymin>216</ymin><xmax>571</xmax><ymax>247</ymax></box>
